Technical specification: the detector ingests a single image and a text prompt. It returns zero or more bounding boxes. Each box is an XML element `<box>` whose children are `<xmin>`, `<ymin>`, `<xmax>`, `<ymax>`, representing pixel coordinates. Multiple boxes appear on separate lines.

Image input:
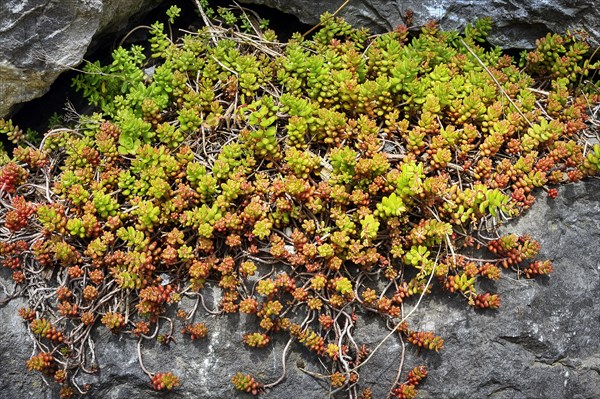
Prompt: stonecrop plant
<box><xmin>1</xmin><ymin>1</ymin><xmax>599</xmax><ymax>398</ymax></box>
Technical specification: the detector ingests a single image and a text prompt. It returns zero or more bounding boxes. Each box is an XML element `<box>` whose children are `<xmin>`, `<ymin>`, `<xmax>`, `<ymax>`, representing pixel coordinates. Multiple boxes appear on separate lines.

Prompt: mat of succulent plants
<box><xmin>1</xmin><ymin>1</ymin><xmax>599</xmax><ymax>398</ymax></box>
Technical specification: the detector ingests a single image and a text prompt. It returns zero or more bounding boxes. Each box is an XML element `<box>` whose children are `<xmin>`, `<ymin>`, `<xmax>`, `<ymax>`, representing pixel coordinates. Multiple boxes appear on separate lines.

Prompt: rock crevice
<box><xmin>0</xmin><ymin>0</ymin><xmax>161</xmax><ymax>117</ymax></box>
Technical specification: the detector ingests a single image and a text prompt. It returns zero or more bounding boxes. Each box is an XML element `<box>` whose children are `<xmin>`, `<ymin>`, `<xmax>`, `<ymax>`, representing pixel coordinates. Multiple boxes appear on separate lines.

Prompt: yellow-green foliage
<box><xmin>0</xmin><ymin>3</ymin><xmax>598</xmax><ymax>397</ymax></box>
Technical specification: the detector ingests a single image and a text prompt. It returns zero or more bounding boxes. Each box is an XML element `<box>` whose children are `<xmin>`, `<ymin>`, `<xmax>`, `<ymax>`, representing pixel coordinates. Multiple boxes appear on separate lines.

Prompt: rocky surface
<box><xmin>0</xmin><ymin>0</ymin><xmax>162</xmax><ymax>118</ymax></box>
<box><xmin>239</xmin><ymin>0</ymin><xmax>600</xmax><ymax>50</ymax></box>
<box><xmin>412</xmin><ymin>179</ymin><xmax>600</xmax><ymax>398</ymax></box>
<box><xmin>1</xmin><ymin>178</ymin><xmax>599</xmax><ymax>398</ymax></box>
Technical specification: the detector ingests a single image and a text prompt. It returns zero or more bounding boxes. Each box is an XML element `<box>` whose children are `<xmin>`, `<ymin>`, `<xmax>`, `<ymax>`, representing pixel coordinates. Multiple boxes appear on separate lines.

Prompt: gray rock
<box><xmin>0</xmin><ymin>281</ymin><xmax>57</xmax><ymax>399</ymax></box>
<box><xmin>239</xmin><ymin>0</ymin><xmax>600</xmax><ymax>49</ymax></box>
<box><xmin>0</xmin><ymin>0</ymin><xmax>161</xmax><ymax>118</ymax></box>
<box><xmin>2</xmin><ymin>178</ymin><xmax>598</xmax><ymax>398</ymax></box>
<box><xmin>413</xmin><ymin>177</ymin><xmax>600</xmax><ymax>398</ymax></box>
